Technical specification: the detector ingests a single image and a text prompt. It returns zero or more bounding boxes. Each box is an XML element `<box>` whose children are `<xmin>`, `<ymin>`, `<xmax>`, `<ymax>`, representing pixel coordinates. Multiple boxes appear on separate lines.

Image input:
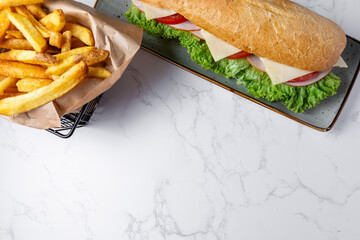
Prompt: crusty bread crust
<box><xmin>140</xmin><ymin>0</ymin><xmax>346</xmax><ymax>71</ymax></box>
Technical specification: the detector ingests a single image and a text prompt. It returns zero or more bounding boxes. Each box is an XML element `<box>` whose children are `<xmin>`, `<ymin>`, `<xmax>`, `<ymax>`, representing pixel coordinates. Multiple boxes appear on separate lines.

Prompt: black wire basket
<box><xmin>46</xmin><ymin>95</ymin><xmax>102</xmax><ymax>138</ymax></box>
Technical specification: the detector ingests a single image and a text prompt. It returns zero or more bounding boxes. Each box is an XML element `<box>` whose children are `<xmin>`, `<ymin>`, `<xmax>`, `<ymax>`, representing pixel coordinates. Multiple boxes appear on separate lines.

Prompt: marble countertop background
<box><xmin>1</xmin><ymin>0</ymin><xmax>359</xmax><ymax>239</ymax></box>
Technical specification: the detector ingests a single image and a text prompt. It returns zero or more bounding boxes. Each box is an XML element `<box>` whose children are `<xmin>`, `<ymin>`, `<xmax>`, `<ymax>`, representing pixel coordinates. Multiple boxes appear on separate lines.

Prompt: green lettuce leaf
<box><xmin>125</xmin><ymin>5</ymin><xmax>341</xmax><ymax>113</ymax></box>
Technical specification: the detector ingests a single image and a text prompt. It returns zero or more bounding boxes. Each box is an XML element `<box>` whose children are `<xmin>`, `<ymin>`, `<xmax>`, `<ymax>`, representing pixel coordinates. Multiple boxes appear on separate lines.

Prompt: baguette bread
<box><xmin>140</xmin><ymin>0</ymin><xmax>346</xmax><ymax>71</ymax></box>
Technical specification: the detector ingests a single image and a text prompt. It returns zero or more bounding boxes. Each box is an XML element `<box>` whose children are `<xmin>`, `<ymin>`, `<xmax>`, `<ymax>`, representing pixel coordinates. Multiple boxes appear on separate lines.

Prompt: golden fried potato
<box><xmin>0</xmin><ymin>77</ymin><xmax>18</xmax><ymax>95</ymax></box>
<box><xmin>25</xmin><ymin>4</ymin><xmax>47</xmax><ymax>20</ymax></box>
<box><xmin>40</xmin><ymin>9</ymin><xmax>66</xmax><ymax>32</ymax></box>
<box><xmin>0</xmin><ymin>50</ymin><xmax>59</xmax><ymax>65</ymax></box>
<box><xmin>0</xmin><ymin>59</ymin><xmax>48</xmax><ymax>78</ymax></box>
<box><xmin>5</xmin><ymin>30</ymin><xmax>25</xmax><ymax>39</ymax></box>
<box><xmin>0</xmin><ymin>1</ymin><xmax>112</xmax><ymax>117</ymax></box>
<box><xmin>14</xmin><ymin>6</ymin><xmax>50</xmax><ymax>38</ymax></box>
<box><xmin>49</xmin><ymin>31</ymin><xmax>63</xmax><ymax>48</ymax></box>
<box><xmin>7</xmin><ymin>12</ymin><xmax>47</xmax><ymax>52</ymax></box>
<box><xmin>17</xmin><ymin>77</ymin><xmax>52</xmax><ymax>92</ymax></box>
<box><xmin>0</xmin><ymin>8</ymin><xmax>12</xmax><ymax>41</ymax></box>
<box><xmin>46</xmin><ymin>55</ymin><xmax>81</xmax><ymax>76</ymax></box>
<box><xmin>0</xmin><ymin>0</ymin><xmax>45</xmax><ymax>9</ymax></box>
<box><xmin>88</xmin><ymin>67</ymin><xmax>111</xmax><ymax>79</ymax></box>
<box><xmin>0</xmin><ymin>61</ymin><xmax>88</xmax><ymax>116</ymax></box>
<box><xmin>0</xmin><ymin>38</ymin><xmax>33</xmax><ymax>50</ymax></box>
<box><xmin>55</xmin><ymin>46</ymin><xmax>94</xmax><ymax>59</ymax></box>
<box><xmin>61</xmin><ymin>30</ymin><xmax>72</xmax><ymax>52</ymax></box>
<box><xmin>48</xmin><ymin>48</ymin><xmax>109</xmax><ymax>76</ymax></box>
<box><xmin>62</xmin><ymin>23</ymin><xmax>95</xmax><ymax>46</ymax></box>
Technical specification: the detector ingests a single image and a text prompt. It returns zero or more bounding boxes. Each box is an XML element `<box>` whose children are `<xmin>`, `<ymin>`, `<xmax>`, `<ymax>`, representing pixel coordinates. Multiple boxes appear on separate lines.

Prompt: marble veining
<box><xmin>1</xmin><ymin>0</ymin><xmax>360</xmax><ymax>240</ymax></box>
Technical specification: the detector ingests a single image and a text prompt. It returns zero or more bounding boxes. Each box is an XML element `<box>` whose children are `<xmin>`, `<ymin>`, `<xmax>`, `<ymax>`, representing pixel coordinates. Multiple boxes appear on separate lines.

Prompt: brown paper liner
<box><xmin>1</xmin><ymin>0</ymin><xmax>143</xmax><ymax>129</ymax></box>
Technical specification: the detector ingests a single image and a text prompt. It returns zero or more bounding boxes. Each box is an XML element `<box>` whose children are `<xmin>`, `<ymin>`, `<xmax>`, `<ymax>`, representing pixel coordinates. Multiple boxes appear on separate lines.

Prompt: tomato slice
<box><xmin>155</xmin><ymin>13</ymin><xmax>187</xmax><ymax>25</ymax></box>
<box><xmin>226</xmin><ymin>51</ymin><xmax>251</xmax><ymax>60</ymax></box>
<box><xmin>287</xmin><ymin>72</ymin><xmax>319</xmax><ymax>83</ymax></box>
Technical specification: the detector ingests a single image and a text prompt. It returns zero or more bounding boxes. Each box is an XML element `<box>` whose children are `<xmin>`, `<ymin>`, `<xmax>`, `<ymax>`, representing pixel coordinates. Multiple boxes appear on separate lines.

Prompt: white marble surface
<box><xmin>1</xmin><ymin>0</ymin><xmax>360</xmax><ymax>239</ymax></box>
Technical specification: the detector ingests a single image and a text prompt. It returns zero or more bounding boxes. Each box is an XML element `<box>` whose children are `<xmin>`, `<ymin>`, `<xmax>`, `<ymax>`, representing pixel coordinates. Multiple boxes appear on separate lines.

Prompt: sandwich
<box><xmin>125</xmin><ymin>0</ymin><xmax>348</xmax><ymax>113</ymax></box>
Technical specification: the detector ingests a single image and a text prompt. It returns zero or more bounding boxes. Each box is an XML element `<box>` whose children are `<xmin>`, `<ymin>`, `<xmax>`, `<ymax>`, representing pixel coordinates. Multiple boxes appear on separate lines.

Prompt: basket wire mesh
<box><xmin>46</xmin><ymin>95</ymin><xmax>102</xmax><ymax>138</ymax></box>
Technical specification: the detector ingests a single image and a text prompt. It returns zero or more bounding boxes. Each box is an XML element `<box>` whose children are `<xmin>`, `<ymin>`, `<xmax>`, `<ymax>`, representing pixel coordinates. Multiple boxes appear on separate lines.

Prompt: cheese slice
<box><xmin>334</xmin><ymin>56</ymin><xmax>348</xmax><ymax>68</ymax></box>
<box><xmin>260</xmin><ymin>57</ymin><xmax>313</xmax><ymax>85</ymax></box>
<box><xmin>201</xmin><ymin>30</ymin><xmax>242</xmax><ymax>62</ymax></box>
<box><xmin>142</xmin><ymin>3</ymin><xmax>176</xmax><ymax>20</ymax></box>
<box><xmin>260</xmin><ymin>56</ymin><xmax>348</xmax><ymax>85</ymax></box>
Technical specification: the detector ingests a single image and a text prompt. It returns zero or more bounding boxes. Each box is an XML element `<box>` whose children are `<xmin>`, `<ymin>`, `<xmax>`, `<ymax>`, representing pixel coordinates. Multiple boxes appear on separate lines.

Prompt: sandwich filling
<box><xmin>126</xmin><ymin>1</ymin><xmax>346</xmax><ymax>113</ymax></box>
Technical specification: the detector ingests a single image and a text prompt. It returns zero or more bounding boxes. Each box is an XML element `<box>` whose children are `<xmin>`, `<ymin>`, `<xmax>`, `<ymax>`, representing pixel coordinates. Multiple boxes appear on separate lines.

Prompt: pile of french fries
<box><xmin>0</xmin><ymin>0</ymin><xmax>111</xmax><ymax>116</ymax></box>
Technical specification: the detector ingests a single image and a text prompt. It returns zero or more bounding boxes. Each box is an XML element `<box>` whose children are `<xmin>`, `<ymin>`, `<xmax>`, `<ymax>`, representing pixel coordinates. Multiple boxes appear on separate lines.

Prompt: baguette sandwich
<box><xmin>125</xmin><ymin>0</ymin><xmax>348</xmax><ymax>113</ymax></box>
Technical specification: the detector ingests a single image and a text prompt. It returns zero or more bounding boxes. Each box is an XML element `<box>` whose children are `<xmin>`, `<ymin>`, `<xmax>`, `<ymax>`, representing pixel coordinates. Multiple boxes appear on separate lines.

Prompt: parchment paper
<box><xmin>2</xmin><ymin>0</ymin><xmax>143</xmax><ymax>129</ymax></box>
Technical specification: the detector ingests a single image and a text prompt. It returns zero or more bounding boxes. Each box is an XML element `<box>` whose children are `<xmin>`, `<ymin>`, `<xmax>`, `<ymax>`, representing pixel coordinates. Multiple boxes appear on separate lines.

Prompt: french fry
<box><xmin>61</xmin><ymin>30</ymin><xmax>72</xmax><ymax>52</ymax></box>
<box><xmin>63</xmin><ymin>23</ymin><xmax>95</xmax><ymax>46</ymax></box>
<box><xmin>0</xmin><ymin>39</ymin><xmax>33</xmax><ymax>50</ymax></box>
<box><xmin>54</xmin><ymin>46</ymin><xmax>94</xmax><ymax>60</ymax></box>
<box><xmin>88</xmin><ymin>67</ymin><xmax>111</xmax><ymax>79</ymax></box>
<box><xmin>7</xmin><ymin>12</ymin><xmax>47</xmax><ymax>52</ymax></box>
<box><xmin>0</xmin><ymin>61</ymin><xmax>88</xmax><ymax>116</ymax></box>
<box><xmin>0</xmin><ymin>92</ymin><xmax>24</xmax><ymax>99</ymax></box>
<box><xmin>48</xmin><ymin>49</ymin><xmax>109</xmax><ymax>75</ymax></box>
<box><xmin>4</xmin><ymin>87</ymin><xmax>20</xmax><ymax>93</ymax></box>
<box><xmin>50</xmin><ymin>75</ymin><xmax>59</xmax><ymax>80</ymax></box>
<box><xmin>0</xmin><ymin>0</ymin><xmax>45</xmax><ymax>9</ymax></box>
<box><xmin>46</xmin><ymin>55</ymin><xmax>81</xmax><ymax>75</ymax></box>
<box><xmin>0</xmin><ymin>1</ymin><xmax>111</xmax><ymax>117</ymax></box>
<box><xmin>15</xmin><ymin>6</ymin><xmax>67</xmax><ymax>49</ymax></box>
<box><xmin>49</xmin><ymin>31</ymin><xmax>62</xmax><ymax>48</ymax></box>
<box><xmin>82</xmin><ymin>49</ymin><xmax>110</xmax><ymax>66</ymax></box>
<box><xmin>0</xmin><ymin>60</ymin><xmax>48</xmax><ymax>79</ymax></box>
<box><xmin>5</xmin><ymin>34</ymin><xmax>15</xmax><ymax>39</ymax></box>
<box><xmin>25</xmin><ymin>4</ymin><xmax>47</xmax><ymax>20</ymax></box>
<box><xmin>0</xmin><ymin>77</ymin><xmax>18</xmax><ymax>95</ymax></box>
<box><xmin>71</xmin><ymin>37</ymin><xmax>86</xmax><ymax>49</ymax></box>
<box><xmin>39</xmin><ymin>9</ymin><xmax>66</xmax><ymax>32</ymax></box>
<box><xmin>5</xmin><ymin>30</ymin><xmax>24</xmax><ymax>39</ymax></box>
<box><xmin>0</xmin><ymin>37</ymin><xmax>60</xmax><ymax>53</ymax></box>
<box><xmin>17</xmin><ymin>77</ymin><xmax>52</xmax><ymax>92</ymax></box>
<box><xmin>0</xmin><ymin>8</ymin><xmax>12</xmax><ymax>41</ymax></box>
<box><xmin>0</xmin><ymin>50</ymin><xmax>58</xmax><ymax>65</ymax></box>
<box><xmin>55</xmin><ymin>48</ymin><xmax>108</xmax><ymax>64</ymax></box>
<box><xmin>14</xmin><ymin>6</ymin><xmax>50</xmax><ymax>38</ymax></box>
